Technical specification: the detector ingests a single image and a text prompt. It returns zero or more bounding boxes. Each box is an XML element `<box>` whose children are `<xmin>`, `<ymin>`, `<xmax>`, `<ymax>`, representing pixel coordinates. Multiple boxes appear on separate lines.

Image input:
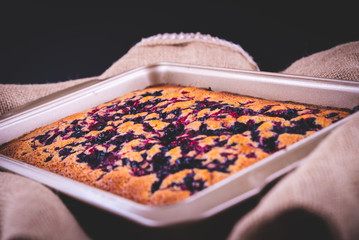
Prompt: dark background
<box><xmin>0</xmin><ymin>5</ymin><xmax>357</xmax><ymax>85</ymax></box>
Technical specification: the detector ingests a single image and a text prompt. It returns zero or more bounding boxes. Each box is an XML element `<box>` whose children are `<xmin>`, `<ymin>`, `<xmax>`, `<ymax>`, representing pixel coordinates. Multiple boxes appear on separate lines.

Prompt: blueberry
<box><xmin>89</xmin><ymin>153</ymin><xmax>117</xmax><ymax>173</ymax></box>
<box><xmin>132</xmin><ymin>168</ymin><xmax>146</xmax><ymax>176</ymax></box>
<box><xmin>171</xmin><ymin>108</ymin><xmax>182</xmax><ymax>117</ymax></box>
<box><xmin>151</xmin><ymin>180</ymin><xmax>162</xmax><ymax>193</ymax></box>
<box><xmin>232</xmin><ymin>107</ymin><xmax>244</xmax><ymax>116</ymax></box>
<box><xmin>175</xmin><ymin>157</ymin><xmax>202</xmax><ymax>170</ymax></box>
<box><xmin>143</xmin><ymin>122</ymin><xmax>155</xmax><ymax>133</ymax></box>
<box><xmin>102</xmin><ymin>153</ymin><xmax>117</xmax><ymax>165</ymax></box>
<box><xmin>352</xmin><ymin>105</ymin><xmax>359</xmax><ymax>113</ymax></box>
<box><xmin>153</xmin><ymin>90</ymin><xmax>163</xmax><ymax>96</ymax></box>
<box><xmin>286</xmin><ymin>108</ymin><xmax>299</xmax><ymax>120</ymax></box>
<box><xmin>89</xmin><ymin>121</ymin><xmax>106</xmax><ymax>131</ymax></box>
<box><xmin>180</xmin><ymin>139</ymin><xmax>192</xmax><ymax>154</ymax></box>
<box><xmin>213</xmin><ymin>129</ymin><xmax>226</xmax><ymax>136</ymax></box>
<box><xmin>191</xmin><ymin>181</ymin><xmax>205</xmax><ymax>192</ymax></box>
<box><xmin>251</xmin><ymin>130</ymin><xmax>260</xmax><ymax>142</ymax></box>
<box><xmin>152</xmin><ymin>152</ymin><xmax>171</xmax><ymax>172</ymax></box>
<box><xmin>307</xmin><ymin>109</ymin><xmax>320</xmax><ymax>114</ymax></box>
<box><xmin>121</xmin><ymin>158</ymin><xmax>129</xmax><ymax>165</ymax></box>
<box><xmin>92</xmin><ymin>131</ymin><xmax>116</xmax><ymax>144</ymax></box>
<box><xmin>159</xmin><ymin>146</ymin><xmax>169</xmax><ymax>152</ymax></box>
<box><xmin>77</xmin><ymin>150</ymin><xmax>108</xmax><ymax>169</ymax></box>
<box><xmin>70</xmin><ymin>125</ymin><xmax>88</xmax><ymax>138</ymax></box>
<box><xmin>132</xmin><ymin>116</ymin><xmax>144</xmax><ymax>124</ymax></box>
<box><xmin>272</xmin><ymin>125</ymin><xmax>290</xmax><ymax>134</ymax></box>
<box><xmin>246</xmin><ymin>152</ymin><xmax>256</xmax><ymax>158</ymax></box>
<box><xmin>182</xmin><ymin>175</ymin><xmax>194</xmax><ymax>191</ymax></box>
<box><xmin>44</xmin><ymin>156</ymin><xmax>53</xmax><ymax>162</ymax></box>
<box><xmin>112</xmin><ymin>133</ymin><xmax>136</xmax><ymax>144</ymax></box>
<box><xmin>243</xmin><ymin>108</ymin><xmax>255</xmax><ymax>116</ymax></box>
<box><xmin>160</xmin><ymin>112</ymin><xmax>168</xmax><ymax>119</ymax></box>
<box><xmin>151</xmin><ymin>98</ymin><xmax>162</xmax><ymax>105</ymax></box>
<box><xmin>141</xmin><ymin>92</ymin><xmax>152</xmax><ymax>97</ymax></box>
<box><xmin>44</xmin><ymin>132</ymin><xmax>61</xmax><ymax>145</ymax></box>
<box><xmin>157</xmin><ymin>169</ymin><xmax>170</xmax><ymax>179</ymax></box>
<box><xmin>141</xmin><ymin>152</ymin><xmax>148</xmax><ymax>160</ymax></box>
<box><xmin>129</xmin><ymin>106</ymin><xmax>138</xmax><ymax>114</ymax></box>
<box><xmin>246</xmin><ymin>119</ymin><xmax>256</xmax><ymax>128</ymax></box>
<box><xmin>141</xmin><ymin>90</ymin><xmax>163</xmax><ymax>97</ymax></box>
<box><xmin>259</xmin><ymin>136</ymin><xmax>278</xmax><ymax>153</ymax></box>
<box><xmin>165</xmin><ymin>172</ymin><xmax>206</xmax><ymax>193</ymax></box>
<box><xmin>59</xmin><ymin>148</ymin><xmax>74</xmax><ymax>159</ymax></box>
<box><xmin>259</xmin><ymin>105</ymin><xmax>272</xmax><ymax>114</ymax></box>
<box><xmin>206</xmin><ymin>159</ymin><xmax>227</xmax><ymax>172</ymax></box>
<box><xmin>199</xmin><ymin>123</ymin><xmax>208</xmax><ymax>134</ymax></box>
<box><xmin>293</xmin><ymin>118</ymin><xmax>321</xmax><ymax>134</ymax></box>
<box><xmin>216</xmin><ymin>140</ymin><xmax>227</xmax><ymax>147</ymax></box>
<box><xmin>210</xmin><ymin>105</ymin><xmax>221</xmax><ymax>111</ymax></box>
<box><xmin>125</xmin><ymin>100</ymin><xmax>135</xmax><ymax>106</ymax></box>
<box><xmin>35</xmin><ymin>133</ymin><xmax>50</xmax><ymax>144</ymax></box>
<box><xmin>160</xmin><ymin>123</ymin><xmax>184</xmax><ymax>145</ymax></box>
<box><xmin>265</xmin><ymin>108</ymin><xmax>298</xmax><ymax>120</ymax></box>
<box><xmin>325</xmin><ymin>112</ymin><xmax>338</xmax><ymax>118</ymax></box>
<box><xmin>231</xmin><ymin>122</ymin><xmax>248</xmax><ymax>134</ymax></box>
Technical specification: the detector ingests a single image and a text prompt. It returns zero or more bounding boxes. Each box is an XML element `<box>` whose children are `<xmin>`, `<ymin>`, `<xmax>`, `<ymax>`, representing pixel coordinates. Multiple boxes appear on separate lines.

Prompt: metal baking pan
<box><xmin>1</xmin><ymin>62</ymin><xmax>358</xmax><ymax>227</ymax></box>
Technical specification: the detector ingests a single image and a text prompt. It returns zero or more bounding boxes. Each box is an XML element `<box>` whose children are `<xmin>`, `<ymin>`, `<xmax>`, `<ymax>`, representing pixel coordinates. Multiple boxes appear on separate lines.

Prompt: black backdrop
<box><xmin>0</xmin><ymin>5</ymin><xmax>357</xmax><ymax>84</ymax></box>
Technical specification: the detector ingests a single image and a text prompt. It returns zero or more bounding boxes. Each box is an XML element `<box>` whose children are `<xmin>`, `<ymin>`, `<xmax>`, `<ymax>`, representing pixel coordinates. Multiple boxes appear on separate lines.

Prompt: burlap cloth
<box><xmin>0</xmin><ymin>33</ymin><xmax>358</xmax><ymax>240</ymax></box>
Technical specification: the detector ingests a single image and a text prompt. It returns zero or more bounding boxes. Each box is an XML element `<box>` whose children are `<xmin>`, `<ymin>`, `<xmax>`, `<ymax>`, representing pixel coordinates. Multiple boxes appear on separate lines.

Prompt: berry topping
<box><xmin>28</xmin><ymin>86</ymin><xmax>350</xmax><ymax>196</ymax></box>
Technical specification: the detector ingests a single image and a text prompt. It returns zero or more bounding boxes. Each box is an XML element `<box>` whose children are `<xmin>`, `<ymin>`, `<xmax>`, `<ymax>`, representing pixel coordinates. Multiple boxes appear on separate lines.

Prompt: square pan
<box><xmin>1</xmin><ymin>62</ymin><xmax>359</xmax><ymax>227</ymax></box>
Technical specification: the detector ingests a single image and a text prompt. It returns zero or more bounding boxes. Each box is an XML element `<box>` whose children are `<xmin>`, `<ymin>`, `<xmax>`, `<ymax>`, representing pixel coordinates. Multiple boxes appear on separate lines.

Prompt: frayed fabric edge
<box><xmin>137</xmin><ymin>32</ymin><xmax>259</xmax><ymax>71</ymax></box>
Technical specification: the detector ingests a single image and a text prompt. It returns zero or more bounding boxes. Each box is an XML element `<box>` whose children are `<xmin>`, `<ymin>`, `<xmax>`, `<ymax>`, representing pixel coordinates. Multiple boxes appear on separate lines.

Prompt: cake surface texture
<box><xmin>0</xmin><ymin>85</ymin><xmax>352</xmax><ymax>205</ymax></box>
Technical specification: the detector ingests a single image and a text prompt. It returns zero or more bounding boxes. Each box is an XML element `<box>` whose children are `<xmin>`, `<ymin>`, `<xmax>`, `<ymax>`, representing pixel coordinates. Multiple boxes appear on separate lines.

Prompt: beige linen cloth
<box><xmin>0</xmin><ymin>33</ymin><xmax>358</xmax><ymax>240</ymax></box>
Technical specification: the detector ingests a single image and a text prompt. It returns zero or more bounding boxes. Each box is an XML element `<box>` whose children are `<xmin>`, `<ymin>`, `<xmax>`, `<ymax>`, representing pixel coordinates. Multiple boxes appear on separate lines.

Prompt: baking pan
<box><xmin>1</xmin><ymin>63</ymin><xmax>358</xmax><ymax>227</ymax></box>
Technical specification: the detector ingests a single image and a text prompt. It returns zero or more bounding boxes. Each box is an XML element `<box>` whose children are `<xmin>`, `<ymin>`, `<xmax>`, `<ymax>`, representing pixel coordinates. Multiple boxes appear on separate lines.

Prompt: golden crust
<box><xmin>0</xmin><ymin>85</ymin><xmax>351</xmax><ymax>206</ymax></box>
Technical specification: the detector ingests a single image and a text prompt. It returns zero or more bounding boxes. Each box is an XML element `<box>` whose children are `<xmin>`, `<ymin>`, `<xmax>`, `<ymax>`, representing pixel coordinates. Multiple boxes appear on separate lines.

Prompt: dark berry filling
<box><xmin>169</xmin><ymin>171</ymin><xmax>205</xmax><ymax>192</ymax></box>
<box><xmin>246</xmin><ymin>152</ymin><xmax>256</xmax><ymax>158</ymax></box>
<box><xmin>141</xmin><ymin>90</ymin><xmax>163</xmax><ymax>97</ymax></box>
<box><xmin>351</xmin><ymin>105</ymin><xmax>359</xmax><ymax>113</ymax></box>
<box><xmin>77</xmin><ymin>150</ymin><xmax>118</xmax><ymax>172</ymax></box>
<box><xmin>259</xmin><ymin>136</ymin><xmax>278</xmax><ymax>153</ymax></box>
<box><xmin>272</xmin><ymin>118</ymin><xmax>322</xmax><ymax>135</ymax></box>
<box><xmin>265</xmin><ymin>108</ymin><xmax>298</xmax><ymax>120</ymax></box>
<box><xmin>325</xmin><ymin>112</ymin><xmax>338</xmax><ymax>118</ymax></box>
<box><xmin>59</xmin><ymin>148</ymin><xmax>75</xmax><ymax>160</ymax></box>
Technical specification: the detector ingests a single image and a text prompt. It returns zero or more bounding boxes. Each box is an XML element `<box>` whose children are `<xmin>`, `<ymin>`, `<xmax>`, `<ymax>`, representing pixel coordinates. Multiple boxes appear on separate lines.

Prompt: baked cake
<box><xmin>0</xmin><ymin>85</ymin><xmax>352</xmax><ymax>205</ymax></box>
